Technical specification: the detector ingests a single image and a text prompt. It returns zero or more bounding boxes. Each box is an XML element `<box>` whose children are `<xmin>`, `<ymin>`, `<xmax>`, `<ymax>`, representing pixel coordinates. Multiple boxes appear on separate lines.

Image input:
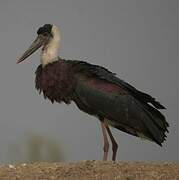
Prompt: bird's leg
<box><xmin>100</xmin><ymin>121</ymin><xmax>109</xmax><ymax>161</ymax></box>
<box><xmin>104</xmin><ymin>120</ymin><xmax>118</xmax><ymax>161</ymax></box>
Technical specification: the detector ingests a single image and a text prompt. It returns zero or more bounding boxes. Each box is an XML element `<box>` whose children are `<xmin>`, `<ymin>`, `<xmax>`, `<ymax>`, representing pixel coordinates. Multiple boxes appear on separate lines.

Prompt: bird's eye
<box><xmin>43</xmin><ymin>32</ymin><xmax>53</xmax><ymax>38</ymax></box>
<box><xmin>43</xmin><ymin>32</ymin><xmax>49</xmax><ymax>36</ymax></box>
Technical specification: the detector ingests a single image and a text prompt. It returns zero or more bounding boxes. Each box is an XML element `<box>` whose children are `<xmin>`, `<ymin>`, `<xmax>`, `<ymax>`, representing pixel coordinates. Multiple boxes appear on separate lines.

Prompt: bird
<box><xmin>17</xmin><ymin>24</ymin><xmax>169</xmax><ymax>161</ymax></box>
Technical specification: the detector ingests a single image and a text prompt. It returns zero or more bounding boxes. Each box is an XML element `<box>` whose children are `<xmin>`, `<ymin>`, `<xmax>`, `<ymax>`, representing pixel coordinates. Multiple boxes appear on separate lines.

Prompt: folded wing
<box><xmin>69</xmin><ymin>60</ymin><xmax>169</xmax><ymax>145</ymax></box>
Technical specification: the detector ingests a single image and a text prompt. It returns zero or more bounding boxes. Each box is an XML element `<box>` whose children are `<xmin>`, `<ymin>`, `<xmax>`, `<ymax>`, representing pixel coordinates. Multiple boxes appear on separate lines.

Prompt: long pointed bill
<box><xmin>17</xmin><ymin>35</ymin><xmax>48</xmax><ymax>64</ymax></box>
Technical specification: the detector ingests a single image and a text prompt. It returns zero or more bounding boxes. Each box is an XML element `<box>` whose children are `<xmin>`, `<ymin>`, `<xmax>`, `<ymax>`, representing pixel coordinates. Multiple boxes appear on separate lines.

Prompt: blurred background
<box><xmin>0</xmin><ymin>0</ymin><xmax>178</xmax><ymax>163</ymax></box>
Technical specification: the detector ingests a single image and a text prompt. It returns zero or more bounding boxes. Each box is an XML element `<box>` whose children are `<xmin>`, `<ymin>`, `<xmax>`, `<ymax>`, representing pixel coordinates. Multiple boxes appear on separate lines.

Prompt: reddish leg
<box><xmin>104</xmin><ymin>120</ymin><xmax>118</xmax><ymax>161</ymax></box>
<box><xmin>100</xmin><ymin>121</ymin><xmax>109</xmax><ymax>161</ymax></box>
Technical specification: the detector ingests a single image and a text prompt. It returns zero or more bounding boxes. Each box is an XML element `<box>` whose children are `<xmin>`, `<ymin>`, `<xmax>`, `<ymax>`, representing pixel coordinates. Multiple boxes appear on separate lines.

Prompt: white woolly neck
<box><xmin>41</xmin><ymin>25</ymin><xmax>61</xmax><ymax>67</ymax></box>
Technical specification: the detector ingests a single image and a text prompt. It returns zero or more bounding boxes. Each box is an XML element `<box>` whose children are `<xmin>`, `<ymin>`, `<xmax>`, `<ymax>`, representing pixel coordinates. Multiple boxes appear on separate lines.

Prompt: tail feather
<box><xmin>141</xmin><ymin>116</ymin><xmax>165</xmax><ymax>146</ymax></box>
<box><xmin>144</xmin><ymin>103</ymin><xmax>169</xmax><ymax>132</ymax></box>
<box><xmin>115</xmin><ymin>98</ymin><xmax>169</xmax><ymax>146</ymax></box>
<box><xmin>109</xmin><ymin>97</ymin><xmax>169</xmax><ymax>146</ymax></box>
<box><xmin>139</xmin><ymin>102</ymin><xmax>169</xmax><ymax>146</ymax></box>
<box><xmin>139</xmin><ymin>91</ymin><xmax>166</xmax><ymax>109</ymax></box>
<box><xmin>150</xmin><ymin>100</ymin><xmax>166</xmax><ymax>109</ymax></box>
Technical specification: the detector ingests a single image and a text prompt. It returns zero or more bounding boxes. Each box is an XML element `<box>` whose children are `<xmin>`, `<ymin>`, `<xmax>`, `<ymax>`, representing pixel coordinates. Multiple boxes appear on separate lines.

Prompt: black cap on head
<box><xmin>37</xmin><ymin>24</ymin><xmax>53</xmax><ymax>35</ymax></box>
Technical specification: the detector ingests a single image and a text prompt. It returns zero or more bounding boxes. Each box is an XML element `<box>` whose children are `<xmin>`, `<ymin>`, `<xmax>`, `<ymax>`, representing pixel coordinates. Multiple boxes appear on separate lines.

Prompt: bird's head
<box><xmin>17</xmin><ymin>24</ymin><xmax>60</xmax><ymax>65</ymax></box>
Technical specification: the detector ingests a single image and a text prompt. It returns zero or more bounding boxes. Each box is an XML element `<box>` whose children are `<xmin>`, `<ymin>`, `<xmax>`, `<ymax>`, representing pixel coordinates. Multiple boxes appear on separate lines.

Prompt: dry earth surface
<box><xmin>0</xmin><ymin>161</ymin><xmax>178</xmax><ymax>180</ymax></box>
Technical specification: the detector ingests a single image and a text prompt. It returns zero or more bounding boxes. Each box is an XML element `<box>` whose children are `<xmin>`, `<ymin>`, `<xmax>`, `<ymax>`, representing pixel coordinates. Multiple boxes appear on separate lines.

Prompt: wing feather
<box><xmin>68</xmin><ymin>60</ymin><xmax>165</xmax><ymax>109</ymax></box>
<box><xmin>68</xmin><ymin>60</ymin><xmax>169</xmax><ymax>145</ymax></box>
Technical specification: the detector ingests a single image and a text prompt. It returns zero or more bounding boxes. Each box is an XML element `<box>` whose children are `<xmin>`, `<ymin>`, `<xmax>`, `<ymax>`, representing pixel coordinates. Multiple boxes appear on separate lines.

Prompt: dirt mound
<box><xmin>0</xmin><ymin>161</ymin><xmax>178</xmax><ymax>180</ymax></box>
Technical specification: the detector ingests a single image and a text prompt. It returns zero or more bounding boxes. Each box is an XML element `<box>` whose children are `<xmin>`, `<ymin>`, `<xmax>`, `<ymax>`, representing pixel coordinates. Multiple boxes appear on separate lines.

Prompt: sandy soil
<box><xmin>0</xmin><ymin>161</ymin><xmax>178</xmax><ymax>180</ymax></box>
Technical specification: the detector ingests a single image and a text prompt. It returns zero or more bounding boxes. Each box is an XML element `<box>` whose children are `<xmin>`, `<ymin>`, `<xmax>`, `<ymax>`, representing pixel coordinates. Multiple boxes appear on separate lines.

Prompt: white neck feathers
<box><xmin>41</xmin><ymin>25</ymin><xmax>61</xmax><ymax>67</ymax></box>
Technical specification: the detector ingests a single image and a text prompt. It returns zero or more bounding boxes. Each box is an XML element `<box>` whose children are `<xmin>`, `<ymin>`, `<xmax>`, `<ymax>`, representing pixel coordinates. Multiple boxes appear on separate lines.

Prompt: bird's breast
<box><xmin>35</xmin><ymin>61</ymin><xmax>75</xmax><ymax>104</ymax></box>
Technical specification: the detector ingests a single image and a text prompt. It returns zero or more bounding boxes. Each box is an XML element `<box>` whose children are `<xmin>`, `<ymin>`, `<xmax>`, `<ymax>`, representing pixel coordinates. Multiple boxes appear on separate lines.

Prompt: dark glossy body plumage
<box><xmin>35</xmin><ymin>57</ymin><xmax>169</xmax><ymax>146</ymax></box>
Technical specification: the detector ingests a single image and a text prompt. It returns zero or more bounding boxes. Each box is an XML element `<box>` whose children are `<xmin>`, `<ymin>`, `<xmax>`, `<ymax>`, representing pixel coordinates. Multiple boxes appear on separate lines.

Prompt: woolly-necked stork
<box><xmin>17</xmin><ymin>24</ymin><xmax>169</xmax><ymax>161</ymax></box>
